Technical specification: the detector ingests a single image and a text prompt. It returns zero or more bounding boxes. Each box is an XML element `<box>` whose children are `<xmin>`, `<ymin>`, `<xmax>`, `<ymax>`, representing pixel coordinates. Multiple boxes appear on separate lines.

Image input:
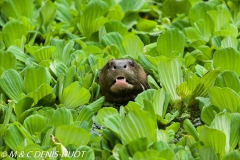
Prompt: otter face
<box><xmin>99</xmin><ymin>59</ymin><xmax>147</xmax><ymax>105</ymax></box>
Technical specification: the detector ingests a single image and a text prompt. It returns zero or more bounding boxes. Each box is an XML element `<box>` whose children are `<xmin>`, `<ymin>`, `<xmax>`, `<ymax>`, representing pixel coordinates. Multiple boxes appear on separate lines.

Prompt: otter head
<box><xmin>99</xmin><ymin>59</ymin><xmax>147</xmax><ymax>105</ymax></box>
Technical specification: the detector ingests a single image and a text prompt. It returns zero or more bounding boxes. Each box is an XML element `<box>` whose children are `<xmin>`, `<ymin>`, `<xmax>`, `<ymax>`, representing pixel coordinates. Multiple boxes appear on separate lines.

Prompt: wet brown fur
<box><xmin>99</xmin><ymin>59</ymin><xmax>147</xmax><ymax>105</ymax></box>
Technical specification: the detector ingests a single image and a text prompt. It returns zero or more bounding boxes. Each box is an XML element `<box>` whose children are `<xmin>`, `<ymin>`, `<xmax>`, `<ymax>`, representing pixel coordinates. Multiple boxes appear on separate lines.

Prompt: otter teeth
<box><xmin>116</xmin><ymin>77</ymin><xmax>126</xmax><ymax>82</ymax></box>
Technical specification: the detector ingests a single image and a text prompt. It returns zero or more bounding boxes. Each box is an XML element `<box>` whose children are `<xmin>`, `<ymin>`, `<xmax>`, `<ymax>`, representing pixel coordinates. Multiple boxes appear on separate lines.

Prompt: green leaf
<box><xmin>157</xmin><ymin>29</ymin><xmax>185</xmax><ymax>58</ymax></box>
<box><xmin>76</xmin><ymin>106</ymin><xmax>94</xmax><ymax>127</ymax></box>
<box><xmin>162</xmin><ymin>0</ymin><xmax>191</xmax><ymax>18</ymax></box>
<box><xmin>2</xmin><ymin>20</ymin><xmax>27</xmax><ymax>47</ymax></box>
<box><xmin>0</xmin><ymin>51</ymin><xmax>16</xmax><ymax>70</ymax></box>
<box><xmin>188</xmin><ymin>70</ymin><xmax>220</xmax><ymax>106</ymax></box>
<box><xmin>199</xmin><ymin>126</ymin><xmax>226</xmax><ymax>158</ymax></box>
<box><xmin>133</xmin><ymin>150</ymin><xmax>162</xmax><ymax>160</ymax></box>
<box><xmin>24</xmin><ymin>66</ymin><xmax>50</xmax><ymax>93</ymax></box>
<box><xmin>106</xmin><ymin>5</ymin><xmax>124</xmax><ymax>21</ymax></box>
<box><xmin>105</xmin><ymin>20</ymin><xmax>128</xmax><ymax>36</ymax></box>
<box><xmin>229</xmin><ymin>113</ymin><xmax>240</xmax><ymax>149</ymax></box>
<box><xmin>101</xmin><ymin>32</ymin><xmax>126</xmax><ymax>55</ymax></box>
<box><xmin>120</xmin><ymin>110</ymin><xmax>157</xmax><ymax>145</ymax></box>
<box><xmin>221</xmin><ymin>36</ymin><xmax>238</xmax><ymax>49</ymax></box>
<box><xmin>152</xmin><ymin>89</ymin><xmax>170</xmax><ymax>117</ymax></box>
<box><xmin>183</xmin><ymin>119</ymin><xmax>199</xmax><ymax>141</ymax></box>
<box><xmin>174</xmin><ymin>150</ymin><xmax>189</xmax><ymax>160</ymax></box>
<box><xmin>87</xmin><ymin>96</ymin><xmax>105</xmax><ymax>113</ymax></box>
<box><xmin>7</xmin><ymin>46</ymin><xmax>29</xmax><ymax>62</ymax></box>
<box><xmin>0</xmin><ymin>69</ymin><xmax>25</xmax><ymax>102</ymax></box>
<box><xmin>201</xmin><ymin>105</ymin><xmax>219</xmax><ymax>125</ymax></box>
<box><xmin>4</xmin><ymin>122</ymin><xmax>34</xmax><ymax>151</ymax></box>
<box><xmin>208</xmin><ymin>9</ymin><xmax>231</xmax><ymax>32</ymax></box>
<box><xmin>210</xmin><ymin>111</ymin><xmax>231</xmax><ymax>153</ymax></box>
<box><xmin>2</xmin><ymin>0</ymin><xmax>34</xmax><ymax>19</ymax></box>
<box><xmin>55</xmin><ymin>125</ymin><xmax>91</xmax><ymax>146</ymax></box>
<box><xmin>136</xmin><ymin>19</ymin><xmax>157</xmax><ymax>32</ymax></box>
<box><xmin>4</xmin><ymin>124</ymin><xmax>26</xmax><ymax>151</ymax></box>
<box><xmin>104</xmin><ymin>114</ymin><xmax>121</xmax><ymax>138</ymax></box>
<box><xmin>188</xmin><ymin>2</ymin><xmax>214</xmax><ymax>27</ymax></box>
<box><xmin>119</xmin><ymin>0</ymin><xmax>145</xmax><ymax>13</ymax></box>
<box><xmin>213</xmin><ymin>48</ymin><xmax>240</xmax><ymax>76</ymax></box>
<box><xmin>199</xmin><ymin>147</ymin><xmax>218</xmax><ymax>160</ymax></box>
<box><xmin>209</xmin><ymin>87</ymin><xmax>240</xmax><ymax>112</ymax></box>
<box><xmin>23</xmin><ymin>114</ymin><xmax>46</xmax><ymax>135</ymax></box>
<box><xmin>158</xmin><ymin>57</ymin><xmax>183</xmax><ymax>102</ymax></box>
<box><xmin>80</xmin><ymin>0</ymin><xmax>109</xmax><ymax>38</ymax></box>
<box><xmin>127</xmin><ymin>138</ymin><xmax>148</xmax><ymax>157</ymax></box>
<box><xmin>96</xmin><ymin>107</ymin><xmax>119</xmax><ymax>126</ymax></box>
<box><xmin>122</xmin><ymin>34</ymin><xmax>144</xmax><ymax>58</ymax></box>
<box><xmin>49</xmin><ymin>108</ymin><xmax>73</xmax><ymax>128</ymax></box>
<box><xmin>15</xmin><ymin>97</ymin><xmax>33</xmax><ymax>120</ymax></box>
<box><xmin>135</xmin><ymin>89</ymin><xmax>156</xmax><ymax>106</ymax></box>
<box><xmin>61</xmin><ymin>81</ymin><xmax>91</xmax><ymax>109</ymax></box>
<box><xmin>76</xmin><ymin>146</ymin><xmax>95</xmax><ymax>160</ymax></box>
<box><xmin>62</xmin><ymin>40</ymin><xmax>74</xmax><ymax>65</ymax></box>
<box><xmin>55</xmin><ymin>0</ymin><xmax>73</xmax><ymax>22</ymax></box>
<box><xmin>222</xmin><ymin>150</ymin><xmax>240</xmax><ymax>160</ymax></box>
<box><xmin>214</xmin><ymin>71</ymin><xmax>240</xmax><ymax>93</ymax></box>
<box><xmin>29</xmin><ymin>46</ymin><xmax>56</xmax><ymax>63</ymax></box>
<box><xmin>214</xmin><ymin>24</ymin><xmax>238</xmax><ymax>37</ymax></box>
<box><xmin>183</xmin><ymin>27</ymin><xmax>206</xmax><ymax>48</ymax></box>
<box><xmin>27</xmin><ymin>84</ymin><xmax>55</xmax><ymax>105</ymax></box>
<box><xmin>40</xmin><ymin>0</ymin><xmax>56</xmax><ymax>26</ymax></box>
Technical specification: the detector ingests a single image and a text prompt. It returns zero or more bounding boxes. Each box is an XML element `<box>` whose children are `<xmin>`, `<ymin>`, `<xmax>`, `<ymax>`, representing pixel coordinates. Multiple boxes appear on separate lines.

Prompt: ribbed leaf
<box><xmin>213</xmin><ymin>48</ymin><xmax>240</xmax><ymax>76</ymax></box>
<box><xmin>3</xmin><ymin>0</ymin><xmax>34</xmax><ymax>18</ymax></box>
<box><xmin>101</xmin><ymin>32</ymin><xmax>126</xmax><ymax>55</ymax></box>
<box><xmin>96</xmin><ymin>107</ymin><xmax>119</xmax><ymax>126</ymax></box>
<box><xmin>209</xmin><ymin>87</ymin><xmax>240</xmax><ymax>112</ymax></box>
<box><xmin>214</xmin><ymin>71</ymin><xmax>240</xmax><ymax>93</ymax></box>
<box><xmin>49</xmin><ymin>108</ymin><xmax>73</xmax><ymax>128</ymax></box>
<box><xmin>188</xmin><ymin>70</ymin><xmax>220</xmax><ymax>106</ymax></box>
<box><xmin>0</xmin><ymin>69</ymin><xmax>24</xmax><ymax>102</ymax></box>
<box><xmin>158</xmin><ymin>57</ymin><xmax>183</xmax><ymax>102</ymax></box>
<box><xmin>119</xmin><ymin>0</ymin><xmax>145</xmax><ymax>13</ymax></box>
<box><xmin>120</xmin><ymin>110</ymin><xmax>157</xmax><ymax>145</ymax></box>
<box><xmin>199</xmin><ymin>147</ymin><xmax>218</xmax><ymax>160</ymax></box>
<box><xmin>105</xmin><ymin>20</ymin><xmax>128</xmax><ymax>36</ymax></box>
<box><xmin>221</xmin><ymin>36</ymin><xmax>238</xmax><ymax>49</ymax></box>
<box><xmin>104</xmin><ymin>114</ymin><xmax>121</xmax><ymax>138</ymax></box>
<box><xmin>24</xmin><ymin>66</ymin><xmax>50</xmax><ymax>93</ymax></box>
<box><xmin>230</xmin><ymin>113</ymin><xmax>240</xmax><ymax>149</ymax></box>
<box><xmin>0</xmin><ymin>51</ymin><xmax>16</xmax><ymax>70</ymax></box>
<box><xmin>40</xmin><ymin>0</ymin><xmax>56</xmax><ymax>26</ymax></box>
<box><xmin>122</xmin><ymin>34</ymin><xmax>144</xmax><ymax>58</ymax></box>
<box><xmin>80</xmin><ymin>0</ymin><xmax>109</xmax><ymax>38</ymax></box>
<box><xmin>2</xmin><ymin>20</ymin><xmax>27</xmax><ymax>47</ymax></box>
<box><xmin>76</xmin><ymin>107</ymin><xmax>94</xmax><ymax>126</ymax></box>
<box><xmin>157</xmin><ymin>29</ymin><xmax>185</xmax><ymax>58</ymax></box>
<box><xmin>211</xmin><ymin>111</ymin><xmax>231</xmax><ymax>153</ymax></box>
<box><xmin>27</xmin><ymin>84</ymin><xmax>55</xmax><ymax>105</ymax></box>
<box><xmin>55</xmin><ymin>125</ymin><xmax>91</xmax><ymax>146</ymax></box>
<box><xmin>7</xmin><ymin>46</ymin><xmax>29</xmax><ymax>62</ymax></box>
<box><xmin>199</xmin><ymin>126</ymin><xmax>226</xmax><ymax>158</ymax></box>
<box><xmin>23</xmin><ymin>114</ymin><xmax>46</xmax><ymax>135</ymax></box>
<box><xmin>29</xmin><ymin>46</ymin><xmax>55</xmax><ymax>63</ymax></box>
<box><xmin>62</xmin><ymin>81</ymin><xmax>91</xmax><ymax>109</ymax></box>
<box><xmin>4</xmin><ymin>124</ymin><xmax>26</xmax><ymax>151</ymax></box>
<box><xmin>76</xmin><ymin>146</ymin><xmax>95</xmax><ymax>160</ymax></box>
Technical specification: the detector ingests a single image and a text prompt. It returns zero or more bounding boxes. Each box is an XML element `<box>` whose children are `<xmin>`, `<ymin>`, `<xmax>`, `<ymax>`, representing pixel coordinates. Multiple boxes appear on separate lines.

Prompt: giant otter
<box><xmin>99</xmin><ymin>59</ymin><xmax>147</xmax><ymax>105</ymax></box>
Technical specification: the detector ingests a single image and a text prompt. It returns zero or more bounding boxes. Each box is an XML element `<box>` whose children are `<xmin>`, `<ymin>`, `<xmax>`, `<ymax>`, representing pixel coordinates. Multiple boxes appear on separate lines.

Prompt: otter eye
<box><xmin>128</xmin><ymin>61</ymin><xmax>135</xmax><ymax>67</ymax></box>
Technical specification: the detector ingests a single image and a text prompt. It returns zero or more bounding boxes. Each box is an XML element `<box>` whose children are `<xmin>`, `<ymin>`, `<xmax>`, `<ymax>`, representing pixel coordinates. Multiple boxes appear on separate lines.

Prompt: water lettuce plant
<box><xmin>0</xmin><ymin>0</ymin><xmax>239</xmax><ymax>159</ymax></box>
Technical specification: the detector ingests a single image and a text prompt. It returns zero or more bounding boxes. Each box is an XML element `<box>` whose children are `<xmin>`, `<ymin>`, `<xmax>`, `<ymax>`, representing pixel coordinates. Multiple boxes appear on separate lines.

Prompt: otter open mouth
<box><xmin>110</xmin><ymin>76</ymin><xmax>134</xmax><ymax>92</ymax></box>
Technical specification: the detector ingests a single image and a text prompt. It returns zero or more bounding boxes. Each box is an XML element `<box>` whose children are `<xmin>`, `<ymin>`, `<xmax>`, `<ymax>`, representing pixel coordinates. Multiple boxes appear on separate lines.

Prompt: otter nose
<box><xmin>113</xmin><ymin>62</ymin><xmax>128</xmax><ymax>70</ymax></box>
